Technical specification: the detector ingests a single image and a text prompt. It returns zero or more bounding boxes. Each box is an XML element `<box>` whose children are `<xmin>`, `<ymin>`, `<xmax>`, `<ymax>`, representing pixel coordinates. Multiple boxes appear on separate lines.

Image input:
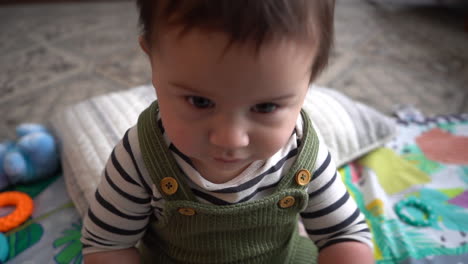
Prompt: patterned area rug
<box><xmin>341</xmin><ymin>108</ymin><xmax>468</xmax><ymax>263</ymax></box>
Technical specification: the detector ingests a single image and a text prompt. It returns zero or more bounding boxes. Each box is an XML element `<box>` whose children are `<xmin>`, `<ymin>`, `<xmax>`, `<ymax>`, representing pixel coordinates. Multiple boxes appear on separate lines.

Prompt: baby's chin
<box><xmin>192</xmin><ymin>157</ymin><xmax>256</xmax><ymax>184</ymax></box>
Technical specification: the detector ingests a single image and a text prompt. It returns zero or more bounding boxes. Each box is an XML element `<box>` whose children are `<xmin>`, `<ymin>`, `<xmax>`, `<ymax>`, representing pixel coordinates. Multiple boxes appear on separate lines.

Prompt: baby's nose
<box><xmin>209</xmin><ymin>122</ymin><xmax>249</xmax><ymax>149</ymax></box>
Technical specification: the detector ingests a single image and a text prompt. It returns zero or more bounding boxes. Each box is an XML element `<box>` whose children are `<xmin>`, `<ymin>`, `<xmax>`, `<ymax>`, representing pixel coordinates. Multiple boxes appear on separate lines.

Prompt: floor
<box><xmin>0</xmin><ymin>0</ymin><xmax>467</xmax><ymax>139</ymax></box>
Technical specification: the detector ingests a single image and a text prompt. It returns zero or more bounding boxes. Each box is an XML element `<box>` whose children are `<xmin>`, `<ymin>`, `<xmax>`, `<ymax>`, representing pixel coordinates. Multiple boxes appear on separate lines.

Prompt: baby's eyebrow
<box><xmin>170</xmin><ymin>81</ymin><xmax>296</xmax><ymax>102</ymax></box>
<box><xmin>263</xmin><ymin>94</ymin><xmax>296</xmax><ymax>101</ymax></box>
<box><xmin>169</xmin><ymin>82</ymin><xmax>200</xmax><ymax>93</ymax></box>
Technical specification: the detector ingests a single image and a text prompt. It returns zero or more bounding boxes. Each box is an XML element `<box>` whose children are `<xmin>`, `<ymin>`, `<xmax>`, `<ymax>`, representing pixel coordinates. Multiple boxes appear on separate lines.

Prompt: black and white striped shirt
<box><xmin>81</xmin><ymin>115</ymin><xmax>372</xmax><ymax>255</ymax></box>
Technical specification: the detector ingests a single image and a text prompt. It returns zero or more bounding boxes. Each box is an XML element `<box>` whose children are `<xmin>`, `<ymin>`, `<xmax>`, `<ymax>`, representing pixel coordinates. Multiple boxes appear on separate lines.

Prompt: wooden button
<box><xmin>278</xmin><ymin>196</ymin><xmax>296</xmax><ymax>208</ymax></box>
<box><xmin>178</xmin><ymin>207</ymin><xmax>196</xmax><ymax>216</ymax></box>
<box><xmin>295</xmin><ymin>169</ymin><xmax>311</xmax><ymax>186</ymax></box>
<box><xmin>160</xmin><ymin>177</ymin><xmax>178</xmax><ymax>195</ymax></box>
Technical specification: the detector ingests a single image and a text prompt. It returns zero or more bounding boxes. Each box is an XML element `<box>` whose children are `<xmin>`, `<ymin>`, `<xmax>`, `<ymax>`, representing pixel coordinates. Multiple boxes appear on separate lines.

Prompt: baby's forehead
<box><xmin>158</xmin><ymin>29</ymin><xmax>314</xmax><ymax>69</ymax></box>
<box><xmin>153</xmin><ymin>31</ymin><xmax>313</xmax><ymax>102</ymax></box>
<box><xmin>156</xmin><ymin>26</ymin><xmax>316</xmax><ymax>56</ymax></box>
<box><xmin>144</xmin><ymin>28</ymin><xmax>315</xmax><ymax>104</ymax></box>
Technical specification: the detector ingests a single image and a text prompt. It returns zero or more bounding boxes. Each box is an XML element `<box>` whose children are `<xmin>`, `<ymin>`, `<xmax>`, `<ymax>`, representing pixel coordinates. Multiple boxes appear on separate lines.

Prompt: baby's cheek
<box><xmin>177</xmin><ymin>131</ymin><xmax>208</xmax><ymax>157</ymax></box>
<box><xmin>171</xmin><ymin>132</ymin><xmax>197</xmax><ymax>154</ymax></box>
<box><xmin>254</xmin><ymin>129</ymin><xmax>292</xmax><ymax>157</ymax></box>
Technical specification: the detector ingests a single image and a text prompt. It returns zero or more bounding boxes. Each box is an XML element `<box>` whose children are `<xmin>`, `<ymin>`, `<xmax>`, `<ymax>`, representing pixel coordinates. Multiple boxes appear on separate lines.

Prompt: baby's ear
<box><xmin>139</xmin><ymin>35</ymin><xmax>151</xmax><ymax>56</ymax></box>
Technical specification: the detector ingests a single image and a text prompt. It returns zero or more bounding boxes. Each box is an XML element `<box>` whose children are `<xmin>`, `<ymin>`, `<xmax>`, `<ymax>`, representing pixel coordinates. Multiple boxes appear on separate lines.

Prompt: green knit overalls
<box><xmin>137</xmin><ymin>101</ymin><xmax>319</xmax><ymax>264</ymax></box>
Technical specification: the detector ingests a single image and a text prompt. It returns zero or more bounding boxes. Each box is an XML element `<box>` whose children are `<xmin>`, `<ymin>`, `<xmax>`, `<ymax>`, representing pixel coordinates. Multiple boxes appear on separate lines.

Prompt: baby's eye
<box><xmin>187</xmin><ymin>96</ymin><xmax>214</xmax><ymax>109</ymax></box>
<box><xmin>251</xmin><ymin>103</ymin><xmax>278</xmax><ymax>113</ymax></box>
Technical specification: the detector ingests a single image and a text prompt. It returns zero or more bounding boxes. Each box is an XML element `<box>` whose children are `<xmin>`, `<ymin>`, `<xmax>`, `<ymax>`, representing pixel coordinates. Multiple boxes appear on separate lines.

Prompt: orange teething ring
<box><xmin>0</xmin><ymin>191</ymin><xmax>34</xmax><ymax>232</ymax></box>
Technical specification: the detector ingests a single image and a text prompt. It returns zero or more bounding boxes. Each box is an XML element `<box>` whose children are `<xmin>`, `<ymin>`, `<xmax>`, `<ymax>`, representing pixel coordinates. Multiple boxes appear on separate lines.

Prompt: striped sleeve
<box><xmin>300</xmin><ymin>141</ymin><xmax>373</xmax><ymax>251</ymax></box>
<box><xmin>81</xmin><ymin>126</ymin><xmax>155</xmax><ymax>255</ymax></box>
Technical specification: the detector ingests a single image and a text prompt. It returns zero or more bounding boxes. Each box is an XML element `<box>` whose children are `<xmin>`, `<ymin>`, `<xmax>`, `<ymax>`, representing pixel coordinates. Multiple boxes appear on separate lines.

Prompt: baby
<box><xmin>81</xmin><ymin>0</ymin><xmax>374</xmax><ymax>263</ymax></box>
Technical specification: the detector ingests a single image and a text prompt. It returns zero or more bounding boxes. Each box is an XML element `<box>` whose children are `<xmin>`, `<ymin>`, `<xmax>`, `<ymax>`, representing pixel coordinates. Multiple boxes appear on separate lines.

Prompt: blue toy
<box><xmin>0</xmin><ymin>124</ymin><xmax>59</xmax><ymax>190</ymax></box>
<box><xmin>0</xmin><ymin>232</ymin><xmax>8</xmax><ymax>262</ymax></box>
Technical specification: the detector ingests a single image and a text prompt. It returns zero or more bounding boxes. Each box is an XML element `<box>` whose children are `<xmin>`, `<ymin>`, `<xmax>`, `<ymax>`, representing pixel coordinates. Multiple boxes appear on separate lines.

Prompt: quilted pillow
<box><xmin>50</xmin><ymin>84</ymin><xmax>395</xmax><ymax>217</ymax></box>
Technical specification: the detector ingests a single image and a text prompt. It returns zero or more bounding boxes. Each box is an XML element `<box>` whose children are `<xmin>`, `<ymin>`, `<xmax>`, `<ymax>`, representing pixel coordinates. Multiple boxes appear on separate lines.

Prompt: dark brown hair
<box><xmin>136</xmin><ymin>0</ymin><xmax>335</xmax><ymax>82</ymax></box>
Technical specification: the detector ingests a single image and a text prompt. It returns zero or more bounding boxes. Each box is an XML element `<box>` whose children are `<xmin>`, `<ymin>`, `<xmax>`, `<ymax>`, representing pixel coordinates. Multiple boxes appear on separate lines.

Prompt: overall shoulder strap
<box><xmin>277</xmin><ymin>109</ymin><xmax>320</xmax><ymax>190</ymax></box>
<box><xmin>137</xmin><ymin>101</ymin><xmax>196</xmax><ymax>201</ymax></box>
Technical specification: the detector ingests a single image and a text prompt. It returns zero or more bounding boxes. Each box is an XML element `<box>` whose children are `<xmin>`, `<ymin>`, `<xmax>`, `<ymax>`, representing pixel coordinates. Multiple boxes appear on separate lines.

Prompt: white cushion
<box><xmin>50</xmin><ymin>84</ymin><xmax>396</xmax><ymax>217</ymax></box>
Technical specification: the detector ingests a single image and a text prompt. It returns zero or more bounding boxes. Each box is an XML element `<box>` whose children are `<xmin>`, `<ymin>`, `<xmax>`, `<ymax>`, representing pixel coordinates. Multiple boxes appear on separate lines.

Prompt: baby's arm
<box><xmin>84</xmin><ymin>248</ymin><xmax>141</xmax><ymax>264</ymax></box>
<box><xmin>318</xmin><ymin>241</ymin><xmax>373</xmax><ymax>264</ymax></box>
<box><xmin>81</xmin><ymin>127</ymin><xmax>153</xmax><ymax>262</ymax></box>
<box><xmin>301</xmin><ymin>142</ymin><xmax>373</xmax><ymax>263</ymax></box>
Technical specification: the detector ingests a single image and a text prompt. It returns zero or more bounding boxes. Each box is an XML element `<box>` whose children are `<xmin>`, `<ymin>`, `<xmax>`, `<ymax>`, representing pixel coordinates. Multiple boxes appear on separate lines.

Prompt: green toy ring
<box><xmin>0</xmin><ymin>232</ymin><xmax>8</xmax><ymax>262</ymax></box>
<box><xmin>394</xmin><ymin>197</ymin><xmax>435</xmax><ymax>227</ymax></box>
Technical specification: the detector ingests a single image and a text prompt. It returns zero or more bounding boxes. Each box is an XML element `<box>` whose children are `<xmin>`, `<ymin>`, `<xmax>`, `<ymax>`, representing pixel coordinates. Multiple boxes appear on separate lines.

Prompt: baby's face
<box><xmin>140</xmin><ymin>29</ymin><xmax>316</xmax><ymax>183</ymax></box>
